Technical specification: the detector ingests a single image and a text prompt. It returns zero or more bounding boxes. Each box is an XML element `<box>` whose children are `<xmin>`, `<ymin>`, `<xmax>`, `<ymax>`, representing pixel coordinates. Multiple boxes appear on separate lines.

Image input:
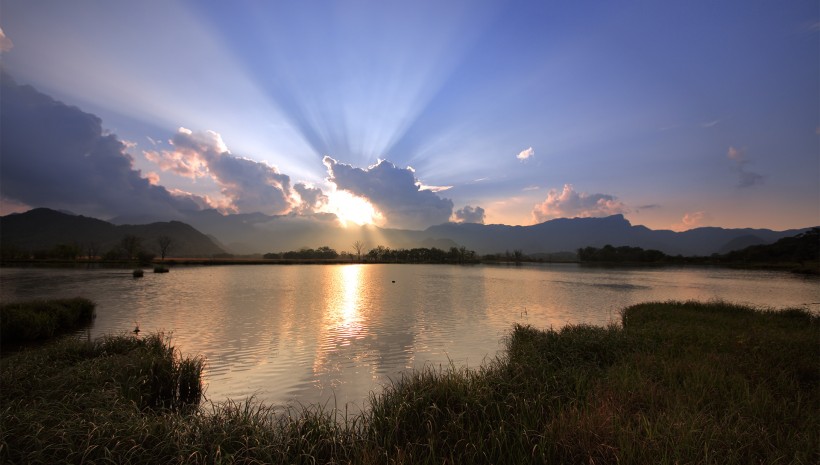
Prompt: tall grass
<box><xmin>1</xmin><ymin>300</ymin><xmax>817</xmax><ymax>464</ymax></box>
<box><xmin>0</xmin><ymin>297</ymin><xmax>96</xmax><ymax>343</ymax></box>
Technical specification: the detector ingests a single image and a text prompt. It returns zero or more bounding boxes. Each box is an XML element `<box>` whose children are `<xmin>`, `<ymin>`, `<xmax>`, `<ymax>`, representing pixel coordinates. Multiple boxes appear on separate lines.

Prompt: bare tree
<box><xmin>121</xmin><ymin>235</ymin><xmax>142</xmax><ymax>260</ymax></box>
<box><xmin>157</xmin><ymin>235</ymin><xmax>173</xmax><ymax>261</ymax></box>
<box><xmin>85</xmin><ymin>242</ymin><xmax>100</xmax><ymax>260</ymax></box>
<box><xmin>352</xmin><ymin>240</ymin><xmax>366</xmax><ymax>261</ymax></box>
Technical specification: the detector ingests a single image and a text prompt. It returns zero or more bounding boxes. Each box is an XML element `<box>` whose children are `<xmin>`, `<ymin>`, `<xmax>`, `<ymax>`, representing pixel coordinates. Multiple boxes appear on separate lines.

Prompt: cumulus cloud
<box><xmin>0</xmin><ymin>27</ymin><xmax>13</xmax><ymax>52</ymax></box>
<box><xmin>532</xmin><ymin>184</ymin><xmax>628</xmax><ymax>223</ymax></box>
<box><xmin>516</xmin><ymin>147</ymin><xmax>534</xmax><ymax>161</ymax></box>
<box><xmin>323</xmin><ymin>156</ymin><xmax>453</xmax><ymax>230</ymax></box>
<box><xmin>672</xmin><ymin>211</ymin><xmax>709</xmax><ymax>231</ymax></box>
<box><xmin>293</xmin><ymin>183</ymin><xmax>329</xmax><ymax>214</ymax></box>
<box><xmin>146</xmin><ymin>128</ymin><xmax>308</xmax><ymax>215</ymax></box>
<box><xmin>453</xmin><ymin>205</ymin><xmax>485</xmax><ymax>224</ymax></box>
<box><xmin>0</xmin><ymin>72</ymin><xmax>207</xmax><ymax>219</ymax></box>
<box><xmin>727</xmin><ymin>146</ymin><xmax>764</xmax><ymax>188</ymax></box>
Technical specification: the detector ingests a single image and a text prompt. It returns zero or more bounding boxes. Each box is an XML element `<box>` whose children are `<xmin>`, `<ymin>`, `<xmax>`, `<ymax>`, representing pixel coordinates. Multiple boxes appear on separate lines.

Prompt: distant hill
<box><xmin>722</xmin><ymin>228</ymin><xmax>819</xmax><ymax>265</ymax></box>
<box><xmin>0</xmin><ymin>208</ymin><xmax>225</xmax><ymax>258</ymax></box>
<box><xmin>101</xmin><ymin>209</ymin><xmax>814</xmax><ymax>257</ymax></box>
<box><xmin>423</xmin><ymin>215</ymin><xmax>812</xmax><ymax>256</ymax></box>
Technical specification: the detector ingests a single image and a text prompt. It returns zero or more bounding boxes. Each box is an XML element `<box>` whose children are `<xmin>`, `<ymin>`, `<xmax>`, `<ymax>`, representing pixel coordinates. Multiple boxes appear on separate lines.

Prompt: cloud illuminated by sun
<box><xmin>326</xmin><ymin>189</ymin><xmax>384</xmax><ymax>227</ymax></box>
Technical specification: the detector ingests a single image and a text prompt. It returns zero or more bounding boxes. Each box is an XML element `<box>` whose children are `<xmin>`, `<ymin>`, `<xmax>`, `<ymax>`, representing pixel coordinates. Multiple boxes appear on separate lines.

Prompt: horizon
<box><xmin>1</xmin><ymin>2</ymin><xmax>817</xmax><ymax>232</ymax></box>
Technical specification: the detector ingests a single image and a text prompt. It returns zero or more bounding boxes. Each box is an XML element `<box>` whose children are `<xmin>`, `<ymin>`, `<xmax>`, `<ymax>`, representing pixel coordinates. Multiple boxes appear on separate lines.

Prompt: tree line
<box><xmin>577</xmin><ymin>228</ymin><xmax>819</xmax><ymax>268</ymax></box>
<box><xmin>1</xmin><ymin>235</ymin><xmax>174</xmax><ymax>263</ymax></box>
<box><xmin>264</xmin><ymin>244</ymin><xmax>480</xmax><ymax>264</ymax></box>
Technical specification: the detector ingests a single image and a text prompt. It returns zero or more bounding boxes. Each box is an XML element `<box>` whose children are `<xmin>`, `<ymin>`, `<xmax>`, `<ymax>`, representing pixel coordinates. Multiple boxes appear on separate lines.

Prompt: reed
<box><xmin>0</xmin><ymin>297</ymin><xmax>96</xmax><ymax>343</ymax></box>
<box><xmin>1</xmin><ymin>300</ymin><xmax>817</xmax><ymax>464</ymax></box>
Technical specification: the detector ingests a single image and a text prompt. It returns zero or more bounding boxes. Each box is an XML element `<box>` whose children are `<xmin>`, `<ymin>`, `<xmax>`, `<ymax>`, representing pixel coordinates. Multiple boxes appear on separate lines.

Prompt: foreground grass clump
<box><xmin>1</xmin><ymin>301</ymin><xmax>817</xmax><ymax>464</ymax></box>
<box><xmin>1</xmin><ymin>333</ymin><xmax>203</xmax><ymax>463</ymax></box>
<box><xmin>0</xmin><ymin>297</ymin><xmax>96</xmax><ymax>343</ymax></box>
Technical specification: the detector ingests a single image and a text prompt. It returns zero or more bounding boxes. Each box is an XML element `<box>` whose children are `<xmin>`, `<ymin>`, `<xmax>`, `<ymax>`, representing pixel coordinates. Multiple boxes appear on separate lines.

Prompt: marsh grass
<box><xmin>1</xmin><ymin>301</ymin><xmax>817</xmax><ymax>464</ymax></box>
<box><xmin>0</xmin><ymin>297</ymin><xmax>96</xmax><ymax>343</ymax></box>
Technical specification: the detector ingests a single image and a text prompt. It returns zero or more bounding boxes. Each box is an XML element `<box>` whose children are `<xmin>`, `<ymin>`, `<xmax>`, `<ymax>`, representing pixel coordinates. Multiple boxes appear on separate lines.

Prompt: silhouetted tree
<box><xmin>121</xmin><ymin>235</ymin><xmax>142</xmax><ymax>260</ymax></box>
<box><xmin>352</xmin><ymin>240</ymin><xmax>366</xmax><ymax>261</ymax></box>
<box><xmin>157</xmin><ymin>235</ymin><xmax>173</xmax><ymax>261</ymax></box>
<box><xmin>85</xmin><ymin>242</ymin><xmax>100</xmax><ymax>260</ymax></box>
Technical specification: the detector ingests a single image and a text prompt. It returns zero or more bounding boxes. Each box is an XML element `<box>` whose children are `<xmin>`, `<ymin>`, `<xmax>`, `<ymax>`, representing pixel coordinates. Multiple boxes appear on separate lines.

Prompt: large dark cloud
<box><xmin>0</xmin><ymin>72</ymin><xmax>204</xmax><ymax>219</ymax></box>
<box><xmin>323</xmin><ymin>156</ymin><xmax>453</xmax><ymax>230</ymax></box>
<box><xmin>146</xmin><ymin>128</ymin><xmax>315</xmax><ymax>216</ymax></box>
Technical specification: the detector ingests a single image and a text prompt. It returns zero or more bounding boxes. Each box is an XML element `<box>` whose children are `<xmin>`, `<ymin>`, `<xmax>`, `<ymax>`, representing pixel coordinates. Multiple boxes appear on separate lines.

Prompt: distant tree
<box><xmin>157</xmin><ymin>235</ymin><xmax>173</xmax><ymax>261</ymax></box>
<box><xmin>85</xmin><ymin>242</ymin><xmax>100</xmax><ymax>260</ymax></box>
<box><xmin>120</xmin><ymin>235</ymin><xmax>142</xmax><ymax>260</ymax></box>
<box><xmin>352</xmin><ymin>240</ymin><xmax>366</xmax><ymax>261</ymax></box>
<box><xmin>513</xmin><ymin>249</ymin><xmax>524</xmax><ymax>264</ymax></box>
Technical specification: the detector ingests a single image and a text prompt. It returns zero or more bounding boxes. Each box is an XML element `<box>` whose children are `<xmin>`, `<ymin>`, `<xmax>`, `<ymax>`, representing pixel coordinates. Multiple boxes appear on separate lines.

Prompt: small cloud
<box><xmin>145</xmin><ymin>172</ymin><xmax>161</xmax><ymax>185</ymax></box>
<box><xmin>473</xmin><ymin>177</ymin><xmax>489</xmax><ymax>183</ymax></box>
<box><xmin>701</xmin><ymin>120</ymin><xmax>720</xmax><ymax>128</ymax></box>
<box><xmin>637</xmin><ymin>204</ymin><xmax>661</xmax><ymax>210</ymax></box>
<box><xmin>532</xmin><ymin>184</ymin><xmax>628</xmax><ymax>223</ymax></box>
<box><xmin>453</xmin><ymin>205</ymin><xmax>485</xmax><ymax>224</ymax></box>
<box><xmin>0</xmin><ymin>28</ymin><xmax>13</xmax><ymax>53</ymax></box>
<box><xmin>726</xmin><ymin>146</ymin><xmax>764</xmax><ymax>188</ymax></box>
<box><xmin>418</xmin><ymin>184</ymin><xmax>453</xmax><ymax>193</ymax></box>
<box><xmin>522</xmin><ymin>185</ymin><xmax>540</xmax><ymax>191</ymax></box>
<box><xmin>671</xmin><ymin>211</ymin><xmax>709</xmax><ymax>232</ymax></box>
<box><xmin>516</xmin><ymin>147</ymin><xmax>534</xmax><ymax>161</ymax></box>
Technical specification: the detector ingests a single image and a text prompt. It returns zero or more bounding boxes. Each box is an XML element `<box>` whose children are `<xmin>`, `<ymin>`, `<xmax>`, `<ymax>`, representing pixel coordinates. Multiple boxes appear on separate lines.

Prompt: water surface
<box><xmin>2</xmin><ymin>263</ymin><xmax>817</xmax><ymax>409</ymax></box>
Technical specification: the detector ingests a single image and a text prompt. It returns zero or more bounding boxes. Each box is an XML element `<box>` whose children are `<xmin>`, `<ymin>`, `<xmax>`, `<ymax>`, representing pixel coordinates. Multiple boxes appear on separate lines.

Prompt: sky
<box><xmin>0</xmin><ymin>0</ymin><xmax>817</xmax><ymax>232</ymax></box>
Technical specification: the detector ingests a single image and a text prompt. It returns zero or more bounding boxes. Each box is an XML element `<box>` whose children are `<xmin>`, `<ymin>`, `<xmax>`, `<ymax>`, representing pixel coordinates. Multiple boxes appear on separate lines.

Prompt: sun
<box><xmin>327</xmin><ymin>190</ymin><xmax>382</xmax><ymax>227</ymax></box>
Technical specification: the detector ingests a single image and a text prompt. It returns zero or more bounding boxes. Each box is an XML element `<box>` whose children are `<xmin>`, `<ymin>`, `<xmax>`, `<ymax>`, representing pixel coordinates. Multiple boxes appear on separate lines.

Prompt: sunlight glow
<box><xmin>327</xmin><ymin>190</ymin><xmax>383</xmax><ymax>227</ymax></box>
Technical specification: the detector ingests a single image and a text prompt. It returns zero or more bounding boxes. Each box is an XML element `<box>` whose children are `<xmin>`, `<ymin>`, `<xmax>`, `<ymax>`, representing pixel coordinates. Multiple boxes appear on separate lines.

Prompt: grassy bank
<box><xmin>2</xmin><ymin>301</ymin><xmax>817</xmax><ymax>464</ymax></box>
<box><xmin>0</xmin><ymin>297</ymin><xmax>96</xmax><ymax>344</ymax></box>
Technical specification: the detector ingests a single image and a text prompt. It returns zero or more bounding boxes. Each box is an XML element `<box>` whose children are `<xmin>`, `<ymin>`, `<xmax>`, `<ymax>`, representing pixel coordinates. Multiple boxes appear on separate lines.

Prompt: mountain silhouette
<box><xmin>1</xmin><ymin>208</ymin><xmax>225</xmax><ymax>257</ymax></box>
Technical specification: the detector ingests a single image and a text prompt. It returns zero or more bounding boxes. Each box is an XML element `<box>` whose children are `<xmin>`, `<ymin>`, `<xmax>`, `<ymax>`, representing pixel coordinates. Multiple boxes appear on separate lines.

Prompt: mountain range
<box><xmin>1</xmin><ymin>208</ymin><xmax>814</xmax><ymax>258</ymax></box>
<box><xmin>0</xmin><ymin>208</ymin><xmax>225</xmax><ymax>257</ymax></box>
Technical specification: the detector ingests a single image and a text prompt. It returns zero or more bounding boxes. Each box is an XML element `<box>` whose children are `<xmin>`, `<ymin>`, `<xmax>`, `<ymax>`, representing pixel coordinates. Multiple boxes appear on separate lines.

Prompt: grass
<box><xmin>0</xmin><ymin>297</ymin><xmax>96</xmax><ymax>343</ymax></box>
<box><xmin>1</xmin><ymin>300</ymin><xmax>817</xmax><ymax>464</ymax></box>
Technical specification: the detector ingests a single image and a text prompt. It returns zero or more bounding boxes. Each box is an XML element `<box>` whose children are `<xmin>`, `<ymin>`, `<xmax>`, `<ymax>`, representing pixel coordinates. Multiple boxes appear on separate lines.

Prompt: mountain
<box><xmin>0</xmin><ymin>208</ymin><xmax>225</xmax><ymax>257</ymax></box>
<box><xmin>422</xmin><ymin>215</ymin><xmax>813</xmax><ymax>256</ymax></box>
<box><xmin>16</xmin><ymin>208</ymin><xmax>813</xmax><ymax>258</ymax></box>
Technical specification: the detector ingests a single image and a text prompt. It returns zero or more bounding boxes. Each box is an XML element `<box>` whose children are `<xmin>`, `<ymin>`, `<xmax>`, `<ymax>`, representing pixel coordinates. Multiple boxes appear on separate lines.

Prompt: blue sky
<box><xmin>1</xmin><ymin>0</ymin><xmax>817</xmax><ymax>231</ymax></box>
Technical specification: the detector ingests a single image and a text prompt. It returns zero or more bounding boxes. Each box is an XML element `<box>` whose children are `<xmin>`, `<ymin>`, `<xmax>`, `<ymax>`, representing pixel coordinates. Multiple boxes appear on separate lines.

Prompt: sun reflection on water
<box><xmin>312</xmin><ymin>265</ymin><xmax>367</xmax><ymax>388</ymax></box>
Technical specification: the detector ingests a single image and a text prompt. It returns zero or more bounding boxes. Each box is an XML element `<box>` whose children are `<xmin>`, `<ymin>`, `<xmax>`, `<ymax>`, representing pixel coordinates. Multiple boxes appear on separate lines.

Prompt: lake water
<box><xmin>1</xmin><ymin>264</ymin><xmax>818</xmax><ymax>410</ymax></box>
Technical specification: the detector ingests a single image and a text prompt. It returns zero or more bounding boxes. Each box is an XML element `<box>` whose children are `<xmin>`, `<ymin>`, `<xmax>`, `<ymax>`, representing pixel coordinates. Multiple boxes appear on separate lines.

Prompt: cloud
<box><xmin>726</xmin><ymin>146</ymin><xmax>764</xmax><ymax>188</ymax></box>
<box><xmin>293</xmin><ymin>183</ymin><xmax>329</xmax><ymax>214</ymax></box>
<box><xmin>0</xmin><ymin>27</ymin><xmax>13</xmax><ymax>53</ymax></box>
<box><xmin>147</xmin><ymin>128</ymin><xmax>308</xmax><ymax>215</ymax></box>
<box><xmin>0</xmin><ymin>72</ymin><xmax>207</xmax><ymax>219</ymax></box>
<box><xmin>532</xmin><ymin>184</ymin><xmax>628</xmax><ymax>223</ymax></box>
<box><xmin>671</xmin><ymin>211</ymin><xmax>709</xmax><ymax>231</ymax></box>
<box><xmin>516</xmin><ymin>147</ymin><xmax>534</xmax><ymax>161</ymax></box>
<box><xmin>453</xmin><ymin>205</ymin><xmax>485</xmax><ymax>224</ymax></box>
<box><xmin>323</xmin><ymin>156</ymin><xmax>453</xmax><ymax>230</ymax></box>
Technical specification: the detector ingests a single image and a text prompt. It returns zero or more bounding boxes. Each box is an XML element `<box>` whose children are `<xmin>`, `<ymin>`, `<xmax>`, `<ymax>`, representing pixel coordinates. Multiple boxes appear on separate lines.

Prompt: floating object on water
<box><xmin>392</xmin><ymin>280</ymin><xmax>396</xmax><ymax>283</ymax></box>
<box><xmin>132</xmin><ymin>269</ymin><xmax>144</xmax><ymax>278</ymax></box>
<box><xmin>133</xmin><ymin>322</ymin><xmax>140</xmax><ymax>335</ymax></box>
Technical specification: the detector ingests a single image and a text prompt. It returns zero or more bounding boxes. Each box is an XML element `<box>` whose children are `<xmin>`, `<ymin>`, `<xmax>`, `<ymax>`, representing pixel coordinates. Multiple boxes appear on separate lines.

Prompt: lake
<box><xmin>1</xmin><ymin>264</ymin><xmax>818</xmax><ymax>410</ymax></box>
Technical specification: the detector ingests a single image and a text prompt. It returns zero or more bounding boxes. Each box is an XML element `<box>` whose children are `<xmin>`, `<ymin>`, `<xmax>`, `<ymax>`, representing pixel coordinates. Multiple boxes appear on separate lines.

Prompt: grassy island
<box><xmin>2</xmin><ymin>300</ymin><xmax>817</xmax><ymax>464</ymax></box>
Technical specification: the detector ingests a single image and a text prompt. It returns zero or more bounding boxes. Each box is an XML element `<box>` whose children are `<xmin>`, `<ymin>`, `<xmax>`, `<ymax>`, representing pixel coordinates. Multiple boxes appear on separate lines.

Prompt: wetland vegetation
<box><xmin>1</xmin><ymin>299</ymin><xmax>817</xmax><ymax>464</ymax></box>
